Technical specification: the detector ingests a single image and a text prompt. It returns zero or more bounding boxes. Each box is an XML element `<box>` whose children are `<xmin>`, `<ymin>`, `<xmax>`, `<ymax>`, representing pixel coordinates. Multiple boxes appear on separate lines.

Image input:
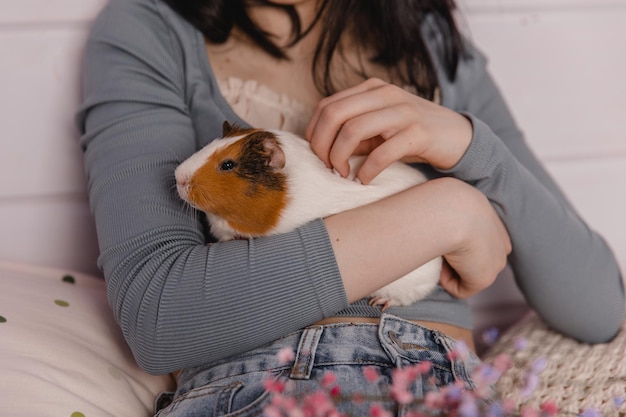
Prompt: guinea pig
<box><xmin>175</xmin><ymin>121</ymin><xmax>441</xmax><ymax>308</ymax></box>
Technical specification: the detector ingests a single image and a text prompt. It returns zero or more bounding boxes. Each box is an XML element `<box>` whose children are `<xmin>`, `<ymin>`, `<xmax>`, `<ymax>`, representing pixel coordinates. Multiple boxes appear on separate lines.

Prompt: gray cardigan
<box><xmin>77</xmin><ymin>0</ymin><xmax>624</xmax><ymax>374</ymax></box>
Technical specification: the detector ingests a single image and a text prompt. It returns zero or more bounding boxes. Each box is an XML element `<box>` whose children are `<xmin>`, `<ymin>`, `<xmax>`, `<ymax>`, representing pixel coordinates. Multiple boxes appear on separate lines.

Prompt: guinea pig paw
<box><xmin>368</xmin><ymin>296</ymin><xmax>393</xmax><ymax>311</ymax></box>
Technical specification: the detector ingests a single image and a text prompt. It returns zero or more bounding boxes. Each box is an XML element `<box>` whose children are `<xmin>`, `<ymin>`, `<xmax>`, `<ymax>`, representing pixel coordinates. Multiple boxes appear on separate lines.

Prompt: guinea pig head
<box><xmin>175</xmin><ymin>126</ymin><xmax>289</xmax><ymax>237</ymax></box>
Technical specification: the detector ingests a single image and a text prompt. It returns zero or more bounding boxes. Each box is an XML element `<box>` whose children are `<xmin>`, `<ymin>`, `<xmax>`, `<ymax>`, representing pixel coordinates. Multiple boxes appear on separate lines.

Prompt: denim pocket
<box><xmin>157</xmin><ymin>370</ymin><xmax>288</xmax><ymax>417</ymax></box>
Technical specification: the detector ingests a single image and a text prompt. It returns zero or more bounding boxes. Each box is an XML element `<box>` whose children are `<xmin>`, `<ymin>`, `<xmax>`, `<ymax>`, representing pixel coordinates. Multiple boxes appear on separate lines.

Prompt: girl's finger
<box><xmin>326</xmin><ymin>106</ymin><xmax>407</xmax><ymax>178</ymax></box>
<box><xmin>305</xmin><ymin>78</ymin><xmax>387</xmax><ymax>140</ymax></box>
<box><xmin>306</xmin><ymin>80</ymin><xmax>394</xmax><ymax>166</ymax></box>
<box><xmin>355</xmin><ymin>127</ymin><xmax>421</xmax><ymax>184</ymax></box>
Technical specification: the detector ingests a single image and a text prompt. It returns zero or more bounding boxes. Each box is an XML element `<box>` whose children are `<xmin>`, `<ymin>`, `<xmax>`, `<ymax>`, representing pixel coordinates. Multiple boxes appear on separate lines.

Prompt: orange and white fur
<box><xmin>175</xmin><ymin>122</ymin><xmax>441</xmax><ymax>308</ymax></box>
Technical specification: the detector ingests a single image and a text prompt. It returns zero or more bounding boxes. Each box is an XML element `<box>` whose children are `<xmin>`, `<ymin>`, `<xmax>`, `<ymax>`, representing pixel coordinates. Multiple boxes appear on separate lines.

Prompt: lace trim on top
<box><xmin>217</xmin><ymin>77</ymin><xmax>314</xmax><ymax>137</ymax></box>
<box><xmin>217</xmin><ymin>77</ymin><xmax>439</xmax><ymax>137</ymax></box>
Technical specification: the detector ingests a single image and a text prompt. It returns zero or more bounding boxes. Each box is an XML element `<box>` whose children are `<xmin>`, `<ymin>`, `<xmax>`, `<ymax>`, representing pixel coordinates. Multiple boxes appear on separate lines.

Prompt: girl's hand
<box><xmin>327</xmin><ymin>177</ymin><xmax>511</xmax><ymax>302</ymax></box>
<box><xmin>438</xmin><ymin>181</ymin><xmax>512</xmax><ymax>299</ymax></box>
<box><xmin>305</xmin><ymin>78</ymin><xmax>473</xmax><ymax>184</ymax></box>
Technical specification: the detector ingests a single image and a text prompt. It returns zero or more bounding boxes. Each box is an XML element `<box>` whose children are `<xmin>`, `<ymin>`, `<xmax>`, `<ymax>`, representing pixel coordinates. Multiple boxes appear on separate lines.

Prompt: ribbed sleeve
<box><xmin>434</xmin><ymin>38</ymin><xmax>625</xmax><ymax>343</ymax></box>
<box><xmin>77</xmin><ymin>0</ymin><xmax>347</xmax><ymax>374</ymax></box>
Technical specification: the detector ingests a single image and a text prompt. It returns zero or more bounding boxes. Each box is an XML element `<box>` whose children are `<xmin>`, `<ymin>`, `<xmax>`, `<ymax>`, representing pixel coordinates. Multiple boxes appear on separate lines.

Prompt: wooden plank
<box><xmin>0</xmin><ymin>196</ymin><xmax>100</xmax><ymax>276</ymax></box>
<box><xmin>460</xmin><ymin>0</ymin><xmax>626</xmax><ymax>13</ymax></box>
<box><xmin>0</xmin><ymin>29</ymin><xmax>89</xmax><ymax>198</ymax></box>
<box><xmin>464</xmin><ymin>7</ymin><xmax>626</xmax><ymax>161</ymax></box>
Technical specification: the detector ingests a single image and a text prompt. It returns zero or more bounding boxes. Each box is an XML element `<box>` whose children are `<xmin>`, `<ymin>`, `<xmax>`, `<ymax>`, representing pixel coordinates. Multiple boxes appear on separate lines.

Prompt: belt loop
<box><xmin>289</xmin><ymin>326</ymin><xmax>323</xmax><ymax>380</ymax></box>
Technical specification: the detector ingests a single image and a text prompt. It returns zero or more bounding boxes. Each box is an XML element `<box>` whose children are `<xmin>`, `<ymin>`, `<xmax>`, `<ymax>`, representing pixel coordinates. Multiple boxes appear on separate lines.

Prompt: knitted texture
<box><xmin>483</xmin><ymin>312</ymin><xmax>626</xmax><ymax>416</ymax></box>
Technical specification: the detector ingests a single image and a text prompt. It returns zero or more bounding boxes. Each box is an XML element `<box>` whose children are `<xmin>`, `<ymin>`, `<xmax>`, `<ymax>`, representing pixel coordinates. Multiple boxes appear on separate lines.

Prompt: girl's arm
<box><xmin>77</xmin><ymin>1</ymin><xmax>344</xmax><ymax>374</ymax></box>
<box><xmin>443</xmin><ymin>41</ymin><xmax>624</xmax><ymax>343</ymax></box>
<box><xmin>77</xmin><ymin>0</ymin><xmax>508</xmax><ymax>374</ymax></box>
<box><xmin>306</xmin><ymin>34</ymin><xmax>624</xmax><ymax>343</ymax></box>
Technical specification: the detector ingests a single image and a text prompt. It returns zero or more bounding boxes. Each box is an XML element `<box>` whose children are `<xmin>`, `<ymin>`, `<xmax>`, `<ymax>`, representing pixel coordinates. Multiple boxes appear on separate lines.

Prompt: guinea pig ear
<box><xmin>222</xmin><ymin>120</ymin><xmax>235</xmax><ymax>137</ymax></box>
<box><xmin>262</xmin><ymin>137</ymin><xmax>286</xmax><ymax>170</ymax></box>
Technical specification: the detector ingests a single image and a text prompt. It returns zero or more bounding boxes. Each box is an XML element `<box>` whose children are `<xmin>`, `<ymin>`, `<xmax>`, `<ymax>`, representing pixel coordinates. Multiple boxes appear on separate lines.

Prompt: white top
<box><xmin>218</xmin><ymin>77</ymin><xmax>313</xmax><ymax>136</ymax></box>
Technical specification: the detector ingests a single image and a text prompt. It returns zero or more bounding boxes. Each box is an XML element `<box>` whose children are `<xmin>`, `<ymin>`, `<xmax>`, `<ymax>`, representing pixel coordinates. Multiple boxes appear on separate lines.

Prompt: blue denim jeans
<box><xmin>155</xmin><ymin>313</ymin><xmax>480</xmax><ymax>417</ymax></box>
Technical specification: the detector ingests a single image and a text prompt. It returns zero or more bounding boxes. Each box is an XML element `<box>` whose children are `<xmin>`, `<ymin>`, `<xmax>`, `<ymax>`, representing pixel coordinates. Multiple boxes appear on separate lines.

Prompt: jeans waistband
<box><xmin>177</xmin><ymin>313</ymin><xmax>475</xmax><ymax>393</ymax></box>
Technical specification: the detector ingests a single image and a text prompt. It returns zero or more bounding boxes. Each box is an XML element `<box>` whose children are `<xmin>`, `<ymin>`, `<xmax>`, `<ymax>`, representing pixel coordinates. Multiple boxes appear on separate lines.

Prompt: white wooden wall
<box><xmin>1</xmin><ymin>0</ymin><xmax>625</xmax><ymax>293</ymax></box>
<box><xmin>460</xmin><ymin>0</ymin><xmax>626</xmax><ymax>338</ymax></box>
<box><xmin>461</xmin><ymin>0</ymin><xmax>626</xmax><ymax>269</ymax></box>
<box><xmin>0</xmin><ymin>0</ymin><xmax>107</xmax><ymax>276</ymax></box>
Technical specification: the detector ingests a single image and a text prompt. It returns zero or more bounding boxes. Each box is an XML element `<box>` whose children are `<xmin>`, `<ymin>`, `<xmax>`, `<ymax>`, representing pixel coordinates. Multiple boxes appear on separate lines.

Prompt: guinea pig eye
<box><xmin>219</xmin><ymin>159</ymin><xmax>237</xmax><ymax>171</ymax></box>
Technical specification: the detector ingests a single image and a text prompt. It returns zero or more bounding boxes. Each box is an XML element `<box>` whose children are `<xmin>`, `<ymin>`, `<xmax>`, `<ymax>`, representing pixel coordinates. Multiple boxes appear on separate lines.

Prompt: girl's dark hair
<box><xmin>163</xmin><ymin>0</ymin><xmax>464</xmax><ymax>100</ymax></box>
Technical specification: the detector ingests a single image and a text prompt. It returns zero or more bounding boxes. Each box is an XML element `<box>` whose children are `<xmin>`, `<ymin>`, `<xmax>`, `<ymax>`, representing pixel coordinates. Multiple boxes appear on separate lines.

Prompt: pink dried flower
<box><xmin>321</xmin><ymin>372</ymin><xmax>337</xmax><ymax>388</ymax></box>
<box><xmin>363</xmin><ymin>366</ymin><xmax>380</xmax><ymax>383</ymax></box>
<box><xmin>264</xmin><ymin>378</ymin><xmax>286</xmax><ymax>394</ymax></box>
<box><xmin>277</xmin><ymin>347</ymin><xmax>296</xmax><ymax>364</ymax></box>
<box><xmin>369</xmin><ymin>403</ymin><xmax>393</xmax><ymax>417</ymax></box>
<box><xmin>301</xmin><ymin>390</ymin><xmax>337</xmax><ymax>417</ymax></box>
<box><xmin>389</xmin><ymin>363</ymin><xmax>432</xmax><ymax>405</ymax></box>
<box><xmin>416</xmin><ymin>361</ymin><xmax>432</xmax><ymax>374</ymax></box>
<box><xmin>264</xmin><ymin>404</ymin><xmax>283</xmax><ymax>417</ymax></box>
<box><xmin>389</xmin><ymin>383</ymin><xmax>413</xmax><ymax>405</ymax></box>
<box><xmin>264</xmin><ymin>393</ymin><xmax>300</xmax><ymax>417</ymax></box>
<box><xmin>271</xmin><ymin>394</ymin><xmax>298</xmax><ymax>412</ymax></box>
<box><xmin>492</xmin><ymin>353</ymin><xmax>513</xmax><ymax>373</ymax></box>
<box><xmin>392</xmin><ymin>365</ymin><xmax>421</xmax><ymax>385</ymax></box>
<box><xmin>424</xmin><ymin>390</ymin><xmax>445</xmax><ymax>409</ymax></box>
<box><xmin>520</xmin><ymin>406</ymin><xmax>539</xmax><ymax>417</ymax></box>
<box><xmin>262</xmin><ymin>341</ymin><xmax>565</xmax><ymax>417</ymax></box>
<box><xmin>501</xmin><ymin>398</ymin><xmax>516</xmax><ymax>414</ymax></box>
<box><xmin>540</xmin><ymin>400</ymin><xmax>559</xmax><ymax>416</ymax></box>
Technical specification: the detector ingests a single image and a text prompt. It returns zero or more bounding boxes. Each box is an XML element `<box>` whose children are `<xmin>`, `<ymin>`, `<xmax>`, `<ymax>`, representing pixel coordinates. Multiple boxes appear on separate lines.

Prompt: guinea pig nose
<box><xmin>175</xmin><ymin>176</ymin><xmax>190</xmax><ymax>198</ymax></box>
<box><xmin>175</xmin><ymin>172</ymin><xmax>190</xmax><ymax>187</ymax></box>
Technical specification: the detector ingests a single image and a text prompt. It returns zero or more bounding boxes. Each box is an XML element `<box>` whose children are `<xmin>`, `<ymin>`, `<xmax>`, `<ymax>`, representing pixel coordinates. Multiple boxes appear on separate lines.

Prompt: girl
<box><xmin>77</xmin><ymin>0</ymin><xmax>624</xmax><ymax>415</ymax></box>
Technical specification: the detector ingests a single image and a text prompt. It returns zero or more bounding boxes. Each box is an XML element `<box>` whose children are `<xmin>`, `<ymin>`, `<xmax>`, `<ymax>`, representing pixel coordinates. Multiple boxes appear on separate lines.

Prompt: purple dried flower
<box><xmin>514</xmin><ymin>336</ymin><xmax>529</xmax><ymax>350</ymax></box>
<box><xmin>578</xmin><ymin>408</ymin><xmax>602</xmax><ymax>417</ymax></box>
<box><xmin>520</xmin><ymin>373</ymin><xmax>539</xmax><ymax>398</ymax></box>
<box><xmin>485</xmin><ymin>402</ymin><xmax>504</xmax><ymax>417</ymax></box>
<box><xmin>530</xmin><ymin>357</ymin><xmax>548</xmax><ymax>373</ymax></box>
<box><xmin>482</xmin><ymin>327</ymin><xmax>500</xmax><ymax>346</ymax></box>
<box><xmin>443</xmin><ymin>383</ymin><xmax>463</xmax><ymax>402</ymax></box>
<box><xmin>448</xmin><ymin>340</ymin><xmax>470</xmax><ymax>361</ymax></box>
<box><xmin>458</xmin><ymin>393</ymin><xmax>479</xmax><ymax>417</ymax></box>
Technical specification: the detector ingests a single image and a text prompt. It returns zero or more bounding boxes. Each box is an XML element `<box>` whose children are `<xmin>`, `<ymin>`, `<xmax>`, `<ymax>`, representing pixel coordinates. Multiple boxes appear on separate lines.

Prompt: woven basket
<box><xmin>482</xmin><ymin>312</ymin><xmax>626</xmax><ymax>416</ymax></box>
